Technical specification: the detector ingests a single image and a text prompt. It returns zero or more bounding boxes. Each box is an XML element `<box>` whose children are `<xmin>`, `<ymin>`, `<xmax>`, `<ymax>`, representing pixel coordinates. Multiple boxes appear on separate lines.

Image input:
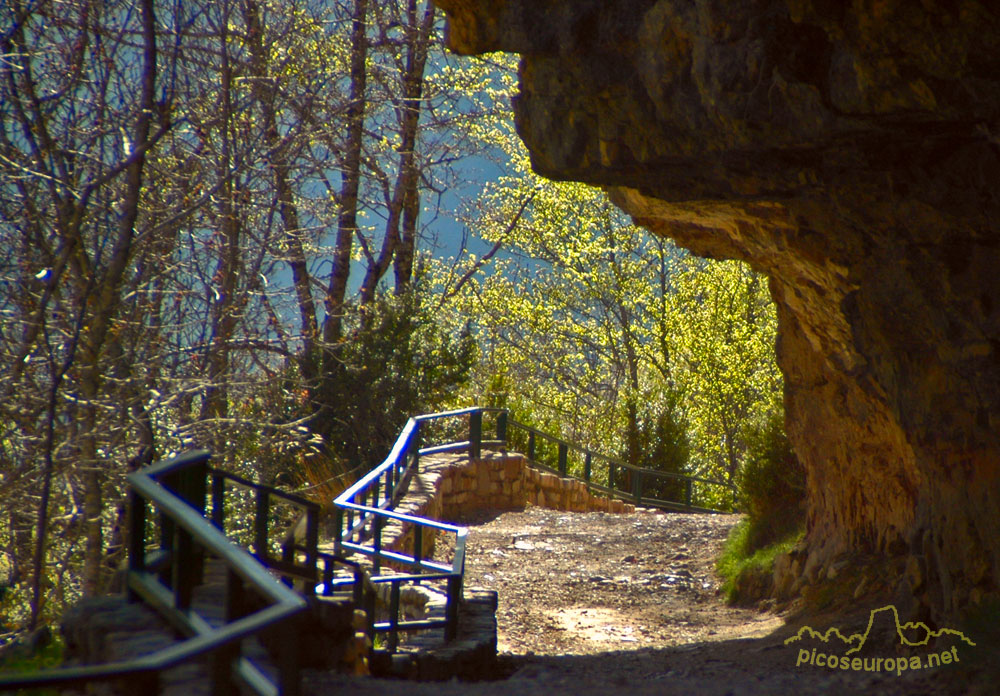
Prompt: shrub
<box><xmin>739</xmin><ymin>400</ymin><xmax>805</xmax><ymax>552</ymax></box>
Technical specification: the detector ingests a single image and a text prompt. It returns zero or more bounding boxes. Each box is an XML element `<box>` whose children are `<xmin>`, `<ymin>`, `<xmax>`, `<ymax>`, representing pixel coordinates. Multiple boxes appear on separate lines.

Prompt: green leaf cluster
<box><xmin>437</xmin><ymin>127</ymin><xmax>787</xmax><ymax>511</ymax></box>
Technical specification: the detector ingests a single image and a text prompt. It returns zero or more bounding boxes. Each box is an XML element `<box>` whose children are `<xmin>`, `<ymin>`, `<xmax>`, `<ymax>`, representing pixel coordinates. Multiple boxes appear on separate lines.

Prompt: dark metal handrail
<box><xmin>331</xmin><ymin>410</ymin><xmax>477</xmax><ymax>651</ymax></box>
<box><xmin>0</xmin><ymin>450</ymin><xmax>310</xmax><ymax>695</ymax></box>
<box><xmin>502</xmin><ymin>414</ymin><xmax>738</xmax><ymax>512</ymax></box>
<box><xmin>2</xmin><ymin>406</ymin><xmax>736</xmax><ymax>693</ymax></box>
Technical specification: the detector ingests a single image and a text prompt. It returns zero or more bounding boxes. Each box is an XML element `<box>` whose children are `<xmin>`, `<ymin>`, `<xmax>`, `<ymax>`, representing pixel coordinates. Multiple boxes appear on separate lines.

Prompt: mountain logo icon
<box><xmin>785</xmin><ymin>604</ymin><xmax>976</xmax><ymax>655</ymax></box>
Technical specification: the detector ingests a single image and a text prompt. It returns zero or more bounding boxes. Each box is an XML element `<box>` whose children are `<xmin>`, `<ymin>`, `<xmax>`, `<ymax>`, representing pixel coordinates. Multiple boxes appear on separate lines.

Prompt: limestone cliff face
<box><xmin>436</xmin><ymin>0</ymin><xmax>1000</xmax><ymax>617</ymax></box>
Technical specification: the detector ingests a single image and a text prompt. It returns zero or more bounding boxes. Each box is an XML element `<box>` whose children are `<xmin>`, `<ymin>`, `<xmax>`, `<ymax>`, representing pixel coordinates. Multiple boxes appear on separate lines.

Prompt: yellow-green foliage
<box><xmin>434</xmin><ymin>115</ymin><xmax>782</xmax><ymax>508</ymax></box>
<box><xmin>716</xmin><ymin>519</ymin><xmax>802</xmax><ymax>603</ymax></box>
<box><xmin>0</xmin><ymin>634</ymin><xmax>64</xmax><ymax>696</ymax></box>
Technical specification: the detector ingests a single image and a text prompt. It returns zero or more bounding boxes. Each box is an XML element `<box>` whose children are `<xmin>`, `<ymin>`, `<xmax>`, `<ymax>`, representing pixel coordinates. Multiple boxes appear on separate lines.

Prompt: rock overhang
<box><xmin>435</xmin><ymin>0</ymin><xmax>1000</xmax><ymax>618</ymax></box>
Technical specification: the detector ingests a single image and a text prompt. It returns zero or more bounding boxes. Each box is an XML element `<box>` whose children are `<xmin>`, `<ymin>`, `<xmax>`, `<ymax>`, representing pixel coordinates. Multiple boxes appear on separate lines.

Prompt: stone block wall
<box><xmin>437</xmin><ymin>452</ymin><xmax>633</xmax><ymax>519</ymax></box>
<box><xmin>388</xmin><ymin>451</ymin><xmax>633</xmax><ymax>561</ymax></box>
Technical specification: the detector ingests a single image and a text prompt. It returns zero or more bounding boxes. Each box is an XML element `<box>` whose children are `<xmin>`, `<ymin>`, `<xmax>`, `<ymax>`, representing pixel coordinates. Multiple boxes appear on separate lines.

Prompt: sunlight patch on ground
<box><xmin>547</xmin><ymin>607</ymin><xmax>643</xmax><ymax>649</ymax></box>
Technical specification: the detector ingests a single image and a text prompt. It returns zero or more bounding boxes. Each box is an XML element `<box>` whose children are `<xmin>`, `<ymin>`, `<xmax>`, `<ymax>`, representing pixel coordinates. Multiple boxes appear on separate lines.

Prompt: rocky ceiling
<box><xmin>435</xmin><ymin>0</ymin><xmax>1000</xmax><ymax>619</ymax></box>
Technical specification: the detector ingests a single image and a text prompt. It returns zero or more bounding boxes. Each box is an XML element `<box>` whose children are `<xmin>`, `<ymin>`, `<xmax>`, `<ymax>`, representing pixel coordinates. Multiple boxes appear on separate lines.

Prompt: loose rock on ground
<box><xmin>306</xmin><ymin>506</ymin><xmax>990</xmax><ymax>695</ymax></box>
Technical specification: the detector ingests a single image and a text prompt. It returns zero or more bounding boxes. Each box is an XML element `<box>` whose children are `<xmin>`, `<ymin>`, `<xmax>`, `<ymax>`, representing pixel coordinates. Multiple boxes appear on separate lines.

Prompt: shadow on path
<box><xmin>306</xmin><ymin>620</ymin><xmax>990</xmax><ymax>696</ymax></box>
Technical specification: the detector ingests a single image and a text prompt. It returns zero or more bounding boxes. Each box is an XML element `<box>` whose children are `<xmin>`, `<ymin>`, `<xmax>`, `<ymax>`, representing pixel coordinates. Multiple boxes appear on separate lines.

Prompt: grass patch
<box><xmin>717</xmin><ymin>518</ymin><xmax>801</xmax><ymax>604</ymax></box>
<box><xmin>0</xmin><ymin>633</ymin><xmax>64</xmax><ymax>696</ymax></box>
<box><xmin>0</xmin><ymin>635</ymin><xmax>63</xmax><ymax>674</ymax></box>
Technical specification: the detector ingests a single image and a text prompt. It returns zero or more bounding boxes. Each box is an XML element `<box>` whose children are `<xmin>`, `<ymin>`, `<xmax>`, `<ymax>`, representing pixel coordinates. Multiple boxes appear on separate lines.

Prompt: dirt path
<box><xmin>308</xmin><ymin>506</ymin><xmax>985</xmax><ymax>695</ymax></box>
<box><xmin>452</xmin><ymin>506</ymin><xmax>778</xmax><ymax>655</ymax></box>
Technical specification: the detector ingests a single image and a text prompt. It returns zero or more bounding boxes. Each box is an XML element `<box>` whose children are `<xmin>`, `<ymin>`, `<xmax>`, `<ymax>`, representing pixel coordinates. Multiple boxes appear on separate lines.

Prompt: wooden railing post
<box><xmin>303</xmin><ymin>509</ymin><xmax>318</xmax><ymax>595</ymax></box>
<box><xmin>364</xmin><ymin>583</ymin><xmax>377</xmax><ymax>646</ymax></box>
<box><xmin>209</xmin><ymin>642</ymin><xmax>239</xmax><ymax>696</ymax></box>
<box><xmin>445</xmin><ymin>574</ymin><xmax>460</xmax><ymax>642</ymax></box>
<box><xmin>584</xmin><ymin>453</ymin><xmax>592</xmax><ymax>488</ymax></box>
<box><xmin>469</xmin><ymin>410</ymin><xmax>482</xmax><ymax>460</ymax></box>
<box><xmin>608</xmin><ymin>462</ymin><xmax>616</xmax><ymax>492</ymax></box>
<box><xmin>254</xmin><ymin>488</ymin><xmax>269</xmax><ymax>559</ymax></box>
<box><xmin>321</xmin><ymin>557</ymin><xmax>334</xmax><ymax>598</ymax></box>
<box><xmin>158</xmin><ymin>477</ymin><xmax>177</xmax><ymax>588</ymax></box>
<box><xmin>224</xmin><ymin>567</ymin><xmax>245</xmax><ymax>623</ymax></box>
<box><xmin>388</xmin><ymin>582</ymin><xmax>401</xmax><ymax>653</ymax></box>
<box><xmin>173</xmin><ymin>525</ymin><xmax>195</xmax><ymax>610</ymax></box>
<box><xmin>373</xmin><ymin>515</ymin><xmax>383</xmax><ymax>575</ymax></box>
<box><xmin>210</xmin><ymin>473</ymin><xmax>225</xmax><ymax>530</ymax></box>
<box><xmin>353</xmin><ymin>564</ymin><xmax>365</xmax><ymax>610</ymax></box>
<box><xmin>278</xmin><ymin>616</ymin><xmax>302</xmax><ymax>696</ymax></box>
<box><xmin>127</xmin><ymin>490</ymin><xmax>146</xmax><ymax>601</ymax></box>
<box><xmin>633</xmin><ymin>469</ymin><xmax>643</xmax><ymax>505</ymax></box>
<box><xmin>558</xmin><ymin>442</ymin><xmax>568</xmax><ymax>477</ymax></box>
<box><xmin>333</xmin><ymin>507</ymin><xmax>344</xmax><ymax>556</ymax></box>
<box><xmin>412</xmin><ymin>419</ymin><xmax>421</xmax><ymax>473</ymax></box>
<box><xmin>685</xmin><ymin>479</ymin><xmax>693</xmax><ymax>510</ymax></box>
<box><xmin>413</xmin><ymin>525</ymin><xmax>423</xmax><ymax>566</ymax></box>
<box><xmin>528</xmin><ymin>431</ymin><xmax>536</xmax><ymax>461</ymax></box>
<box><xmin>185</xmin><ymin>458</ymin><xmax>208</xmax><ymax>515</ymax></box>
<box><xmin>281</xmin><ymin>543</ymin><xmax>295</xmax><ymax>588</ymax></box>
<box><xmin>496</xmin><ymin>411</ymin><xmax>508</xmax><ymax>446</ymax></box>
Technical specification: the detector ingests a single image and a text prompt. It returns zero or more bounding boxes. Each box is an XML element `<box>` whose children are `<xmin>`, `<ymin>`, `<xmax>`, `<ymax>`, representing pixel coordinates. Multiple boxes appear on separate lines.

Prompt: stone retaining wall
<box><xmin>439</xmin><ymin>452</ymin><xmax>633</xmax><ymax>518</ymax></box>
<box><xmin>388</xmin><ymin>452</ymin><xmax>633</xmax><ymax>560</ymax></box>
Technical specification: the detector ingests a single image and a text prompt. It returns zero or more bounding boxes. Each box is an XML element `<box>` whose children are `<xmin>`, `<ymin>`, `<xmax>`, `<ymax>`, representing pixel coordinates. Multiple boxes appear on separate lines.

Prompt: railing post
<box><xmin>173</xmin><ymin>525</ymin><xmax>195</xmax><ymax>610</ymax></box>
<box><xmin>186</xmin><ymin>458</ymin><xmax>208</xmax><ymax>515</ymax></box>
<box><xmin>412</xmin><ymin>420</ymin><xmax>421</xmax><ymax>473</ymax></box>
<box><xmin>413</xmin><ymin>525</ymin><xmax>423</xmax><ymax>567</ymax></box>
<box><xmin>127</xmin><ymin>490</ymin><xmax>146</xmax><ymax>600</ymax></box>
<box><xmin>496</xmin><ymin>411</ymin><xmax>508</xmax><ymax>446</ymax></box>
<box><xmin>364</xmin><ymin>584</ymin><xmax>377</xmax><ymax>654</ymax></box>
<box><xmin>558</xmin><ymin>443</ymin><xmax>568</xmax><ymax>477</ymax></box>
<box><xmin>224</xmin><ymin>567</ymin><xmax>245</xmax><ymax>623</ymax></box>
<box><xmin>255</xmin><ymin>488</ymin><xmax>269</xmax><ymax>559</ymax></box>
<box><xmin>445</xmin><ymin>574</ymin><xmax>460</xmax><ymax>642</ymax></box>
<box><xmin>185</xmin><ymin>460</ymin><xmax>207</xmax><ymax>586</ymax></box>
<box><xmin>584</xmin><ymin>453</ymin><xmax>592</xmax><ymax>488</ymax></box>
<box><xmin>469</xmin><ymin>410</ymin><xmax>482</xmax><ymax>460</ymax></box>
<box><xmin>608</xmin><ymin>462</ymin><xmax>616</xmax><ymax>492</ymax></box>
<box><xmin>354</xmin><ymin>564</ymin><xmax>365</xmax><ymax>608</ymax></box>
<box><xmin>388</xmin><ymin>581</ymin><xmax>401</xmax><ymax>653</ymax></box>
<box><xmin>210</xmin><ymin>642</ymin><xmax>240</xmax><ymax>696</ymax></box>
<box><xmin>158</xmin><ymin>480</ymin><xmax>177</xmax><ymax>588</ymax></box>
<box><xmin>322</xmin><ymin>557</ymin><xmax>334</xmax><ymax>597</ymax></box>
<box><xmin>528</xmin><ymin>431</ymin><xmax>536</xmax><ymax>461</ymax></box>
<box><xmin>685</xmin><ymin>479</ymin><xmax>693</xmax><ymax>510</ymax></box>
<box><xmin>333</xmin><ymin>507</ymin><xmax>344</xmax><ymax>556</ymax></box>
<box><xmin>373</xmin><ymin>515</ymin><xmax>383</xmax><ymax>575</ymax></box>
<box><xmin>304</xmin><ymin>507</ymin><xmax>319</xmax><ymax>595</ymax></box>
<box><xmin>633</xmin><ymin>469</ymin><xmax>643</xmax><ymax>505</ymax></box>
<box><xmin>281</xmin><ymin>542</ymin><xmax>295</xmax><ymax>588</ymax></box>
<box><xmin>278</xmin><ymin>616</ymin><xmax>302</xmax><ymax>696</ymax></box>
<box><xmin>211</xmin><ymin>473</ymin><xmax>225</xmax><ymax>530</ymax></box>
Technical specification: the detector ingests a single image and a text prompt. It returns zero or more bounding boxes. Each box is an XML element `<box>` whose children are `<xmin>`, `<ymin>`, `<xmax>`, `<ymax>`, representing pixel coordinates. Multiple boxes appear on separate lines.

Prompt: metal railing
<box><xmin>1</xmin><ymin>406</ymin><xmax>735</xmax><ymax>691</ymax></box>
<box><xmin>327</xmin><ymin>406</ymin><xmax>735</xmax><ymax>654</ymax></box>
<box><xmin>501</xmin><ymin>414</ymin><xmax>738</xmax><ymax>513</ymax></box>
<box><xmin>330</xmin><ymin>408</ymin><xmax>480</xmax><ymax>652</ymax></box>
<box><xmin>0</xmin><ymin>450</ymin><xmax>316</xmax><ymax>696</ymax></box>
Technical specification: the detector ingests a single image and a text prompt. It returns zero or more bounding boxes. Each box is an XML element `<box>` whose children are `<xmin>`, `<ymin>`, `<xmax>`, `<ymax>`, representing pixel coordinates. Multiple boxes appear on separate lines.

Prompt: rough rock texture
<box><xmin>435</xmin><ymin>0</ymin><xmax>1000</xmax><ymax>619</ymax></box>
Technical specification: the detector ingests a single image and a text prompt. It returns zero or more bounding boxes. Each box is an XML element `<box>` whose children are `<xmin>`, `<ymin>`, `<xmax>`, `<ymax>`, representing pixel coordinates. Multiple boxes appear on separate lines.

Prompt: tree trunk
<box><xmin>244</xmin><ymin>0</ymin><xmax>321</xmax><ymax>382</ymax></box>
<box><xmin>360</xmin><ymin>0</ymin><xmax>435</xmax><ymax>305</ymax></box>
<box><xmin>323</xmin><ymin>0</ymin><xmax>370</xmax><ymax>348</ymax></box>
